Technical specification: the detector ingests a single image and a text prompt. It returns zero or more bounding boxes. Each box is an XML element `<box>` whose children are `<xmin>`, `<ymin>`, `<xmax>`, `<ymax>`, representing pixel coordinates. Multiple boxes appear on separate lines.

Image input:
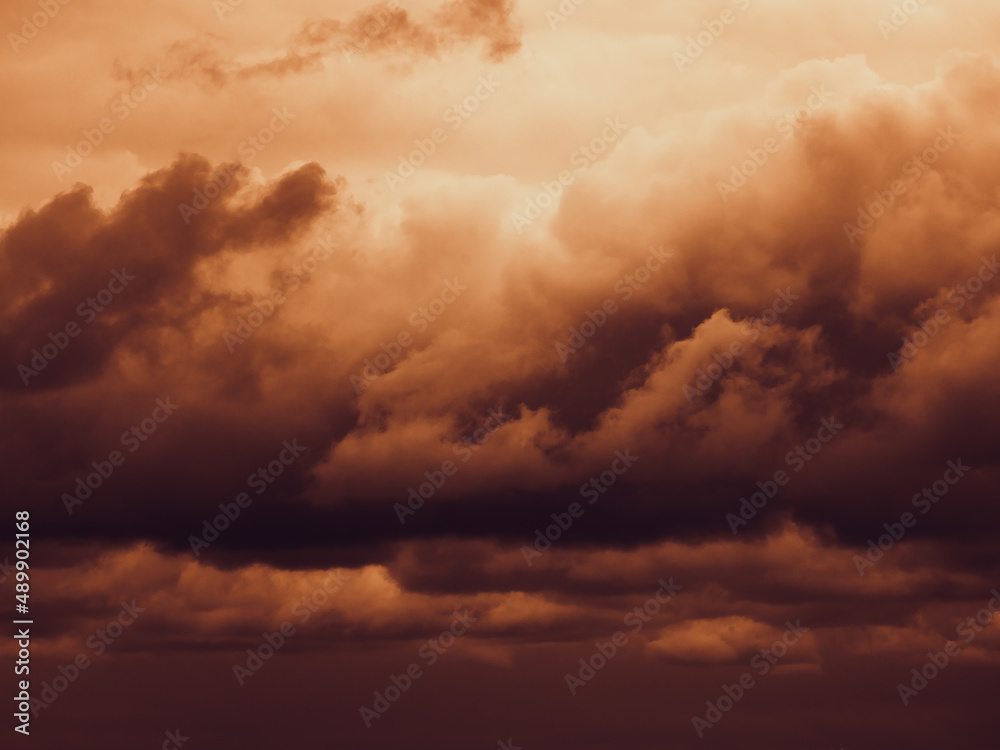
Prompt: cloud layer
<box><xmin>3</xmin><ymin>0</ymin><xmax>999</xmax><ymax>748</ymax></box>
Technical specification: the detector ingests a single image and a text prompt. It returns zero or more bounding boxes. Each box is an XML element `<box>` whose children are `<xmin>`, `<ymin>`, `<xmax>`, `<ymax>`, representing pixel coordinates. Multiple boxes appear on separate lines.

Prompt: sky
<box><xmin>2</xmin><ymin>0</ymin><xmax>1000</xmax><ymax>748</ymax></box>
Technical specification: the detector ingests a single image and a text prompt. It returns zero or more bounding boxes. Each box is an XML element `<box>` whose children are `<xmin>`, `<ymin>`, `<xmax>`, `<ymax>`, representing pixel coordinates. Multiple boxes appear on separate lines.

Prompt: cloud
<box><xmin>164</xmin><ymin>0</ymin><xmax>522</xmax><ymax>87</ymax></box>
<box><xmin>4</xmin><ymin>5</ymin><xmax>1000</xmax><ymax>746</ymax></box>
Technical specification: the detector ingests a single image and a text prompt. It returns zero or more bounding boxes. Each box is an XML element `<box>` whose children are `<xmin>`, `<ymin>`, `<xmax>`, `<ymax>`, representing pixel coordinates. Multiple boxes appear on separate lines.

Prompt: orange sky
<box><xmin>2</xmin><ymin>1</ymin><xmax>1000</xmax><ymax>748</ymax></box>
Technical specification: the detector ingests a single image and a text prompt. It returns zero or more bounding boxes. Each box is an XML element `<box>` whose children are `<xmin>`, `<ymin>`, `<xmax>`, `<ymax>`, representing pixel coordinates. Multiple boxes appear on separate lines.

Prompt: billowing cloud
<box><xmin>3</xmin><ymin>1</ymin><xmax>999</xmax><ymax>747</ymax></box>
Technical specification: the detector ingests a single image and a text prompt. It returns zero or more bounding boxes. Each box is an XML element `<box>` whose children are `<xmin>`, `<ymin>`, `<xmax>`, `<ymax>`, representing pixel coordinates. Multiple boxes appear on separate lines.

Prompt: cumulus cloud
<box><xmin>4</xmin><ymin>2</ymin><xmax>1000</xmax><ymax>747</ymax></box>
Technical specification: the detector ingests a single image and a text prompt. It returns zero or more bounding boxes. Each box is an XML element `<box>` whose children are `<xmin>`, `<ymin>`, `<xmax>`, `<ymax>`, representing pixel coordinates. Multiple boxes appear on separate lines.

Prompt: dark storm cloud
<box><xmin>0</xmin><ymin>54</ymin><xmax>997</xmax><ymax>592</ymax></box>
<box><xmin>0</xmin><ymin>155</ymin><xmax>336</xmax><ymax>391</ymax></box>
